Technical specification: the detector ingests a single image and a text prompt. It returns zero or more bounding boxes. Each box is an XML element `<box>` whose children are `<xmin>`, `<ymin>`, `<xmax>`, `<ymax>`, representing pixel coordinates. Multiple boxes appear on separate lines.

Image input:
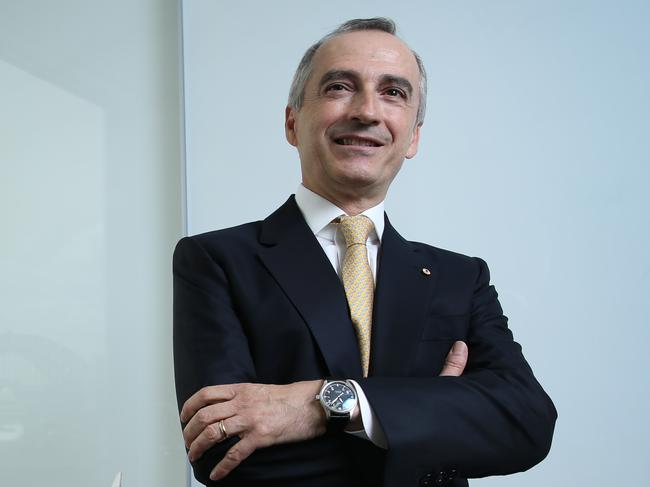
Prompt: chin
<box><xmin>333</xmin><ymin>166</ymin><xmax>375</xmax><ymax>183</ymax></box>
<box><xmin>333</xmin><ymin>173</ymin><xmax>383</xmax><ymax>196</ymax></box>
<box><xmin>332</xmin><ymin>160</ymin><xmax>380</xmax><ymax>181</ymax></box>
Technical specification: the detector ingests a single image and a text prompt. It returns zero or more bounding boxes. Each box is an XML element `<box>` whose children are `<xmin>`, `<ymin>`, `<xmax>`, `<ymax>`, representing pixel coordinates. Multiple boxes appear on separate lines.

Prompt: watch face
<box><xmin>322</xmin><ymin>382</ymin><xmax>357</xmax><ymax>413</ymax></box>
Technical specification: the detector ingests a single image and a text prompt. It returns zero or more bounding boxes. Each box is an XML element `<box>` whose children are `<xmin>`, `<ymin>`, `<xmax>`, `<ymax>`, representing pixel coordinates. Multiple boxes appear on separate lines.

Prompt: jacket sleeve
<box><xmin>173</xmin><ymin>236</ymin><xmax>257</xmax><ymax>485</ymax></box>
<box><xmin>358</xmin><ymin>257</ymin><xmax>557</xmax><ymax>486</ymax></box>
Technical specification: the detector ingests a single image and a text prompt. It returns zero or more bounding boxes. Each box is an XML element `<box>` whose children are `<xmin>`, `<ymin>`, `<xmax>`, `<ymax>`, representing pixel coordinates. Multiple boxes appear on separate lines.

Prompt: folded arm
<box><xmin>174</xmin><ymin>236</ymin><xmax>553</xmax><ymax>484</ymax></box>
<box><xmin>357</xmin><ymin>258</ymin><xmax>557</xmax><ymax>484</ymax></box>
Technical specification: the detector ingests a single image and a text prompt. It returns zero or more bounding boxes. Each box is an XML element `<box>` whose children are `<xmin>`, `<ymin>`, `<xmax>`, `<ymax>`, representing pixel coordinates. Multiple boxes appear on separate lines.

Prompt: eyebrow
<box><xmin>318</xmin><ymin>69</ymin><xmax>414</xmax><ymax>97</ymax></box>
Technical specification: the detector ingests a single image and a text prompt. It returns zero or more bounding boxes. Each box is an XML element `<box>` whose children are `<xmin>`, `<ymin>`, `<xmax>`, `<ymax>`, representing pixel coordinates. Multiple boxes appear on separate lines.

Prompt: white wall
<box><xmin>0</xmin><ymin>1</ymin><xmax>186</xmax><ymax>486</ymax></box>
<box><xmin>182</xmin><ymin>1</ymin><xmax>650</xmax><ymax>486</ymax></box>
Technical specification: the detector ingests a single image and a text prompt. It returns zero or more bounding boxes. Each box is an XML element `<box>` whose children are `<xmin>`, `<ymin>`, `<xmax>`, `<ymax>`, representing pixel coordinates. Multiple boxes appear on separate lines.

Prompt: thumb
<box><xmin>439</xmin><ymin>341</ymin><xmax>468</xmax><ymax>377</ymax></box>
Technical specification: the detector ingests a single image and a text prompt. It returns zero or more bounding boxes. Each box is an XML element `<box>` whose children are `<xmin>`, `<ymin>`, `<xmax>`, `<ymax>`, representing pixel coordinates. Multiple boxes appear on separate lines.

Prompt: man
<box><xmin>174</xmin><ymin>18</ymin><xmax>556</xmax><ymax>487</ymax></box>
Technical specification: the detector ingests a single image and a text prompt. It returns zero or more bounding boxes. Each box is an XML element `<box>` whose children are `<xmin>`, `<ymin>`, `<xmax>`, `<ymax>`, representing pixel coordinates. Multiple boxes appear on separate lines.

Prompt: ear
<box><xmin>285</xmin><ymin>106</ymin><xmax>298</xmax><ymax>147</ymax></box>
<box><xmin>405</xmin><ymin>123</ymin><xmax>421</xmax><ymax>159</ymax></box>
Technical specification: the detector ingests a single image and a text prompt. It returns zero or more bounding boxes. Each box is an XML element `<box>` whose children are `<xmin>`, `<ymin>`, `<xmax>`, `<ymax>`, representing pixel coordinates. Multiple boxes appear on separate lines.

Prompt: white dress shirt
<box><xmin>294</xmin><ymin>184</ymin><xmax>388</xmax><ymax>449</ymax></box>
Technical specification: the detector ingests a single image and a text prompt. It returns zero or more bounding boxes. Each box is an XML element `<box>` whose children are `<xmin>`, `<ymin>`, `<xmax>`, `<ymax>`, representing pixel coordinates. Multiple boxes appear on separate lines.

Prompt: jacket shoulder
<box><xmin>174</xmin><ymin>220</ymin><xmax>263</xmax><ymax>264</ymax></box>
<box><xmin>190</xmin><ymin>221</ymin><xmax>262</xmax><ymax>245</ymax></box>
<box><xmin>410</xmin><ymin>239</ymin><xmax>485</xmax><ymax>266</ymax></box>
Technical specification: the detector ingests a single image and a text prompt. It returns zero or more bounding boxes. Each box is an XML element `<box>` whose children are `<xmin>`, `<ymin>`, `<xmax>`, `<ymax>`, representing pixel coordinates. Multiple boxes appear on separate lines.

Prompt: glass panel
<box><xmin>0</xmin><ymin>2</ymin><xmax>186</xmax><ymax>486</ymax></box>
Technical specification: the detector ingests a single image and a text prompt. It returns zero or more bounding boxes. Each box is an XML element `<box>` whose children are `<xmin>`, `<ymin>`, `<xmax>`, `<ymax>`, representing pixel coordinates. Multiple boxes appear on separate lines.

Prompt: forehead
<box><xmin>310</xmin><ymin>30</ymin><xmax>420</xmax><ymax>85</ymax></box>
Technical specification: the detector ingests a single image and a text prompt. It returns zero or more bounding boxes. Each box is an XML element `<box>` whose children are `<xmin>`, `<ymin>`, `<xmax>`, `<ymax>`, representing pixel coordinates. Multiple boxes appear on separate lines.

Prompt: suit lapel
<box><xmin>370</xmin><ymin>216</ymin><xmax>439</xmax><ymax>376</ymax></box>
<box><xmin>258</xmin><ymin>197</ymin><xmax>363</xmax><ymax>378</ymax></box>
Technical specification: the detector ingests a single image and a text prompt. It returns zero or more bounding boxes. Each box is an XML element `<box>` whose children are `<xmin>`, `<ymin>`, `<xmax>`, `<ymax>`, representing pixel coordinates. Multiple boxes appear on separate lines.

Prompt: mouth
<box><xmin>333</xmin><ymin>136</ymin><xmax>383</xmax><ymax>147</ymax></box>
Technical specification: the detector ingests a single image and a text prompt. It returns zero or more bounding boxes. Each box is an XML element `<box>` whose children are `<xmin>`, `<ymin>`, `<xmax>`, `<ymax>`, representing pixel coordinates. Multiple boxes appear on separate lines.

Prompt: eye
<box><xmin>384</xmin><ymin>88</ymin><xmax>406</xmax><ymax>98</ymax></box>
<box><xmin>325</xmin><ymin>83</ymin><xmax>349</xmax><ymax>92</ymax></box>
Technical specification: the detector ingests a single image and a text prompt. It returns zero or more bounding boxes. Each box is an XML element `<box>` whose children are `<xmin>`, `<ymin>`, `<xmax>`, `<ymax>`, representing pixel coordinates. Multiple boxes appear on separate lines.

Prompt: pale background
<box><xmin>182</xmin><ymin>1</ymin><xmax>649</xmax><ymax>486</ymax></box>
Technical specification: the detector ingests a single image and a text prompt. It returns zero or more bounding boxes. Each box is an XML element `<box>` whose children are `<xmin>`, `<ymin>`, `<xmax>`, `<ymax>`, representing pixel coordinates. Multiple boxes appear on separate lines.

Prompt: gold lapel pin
<box><xmin>421</xmin><ymin>267</ymin><xmax>431</xmax><ymax>276</ymax></box>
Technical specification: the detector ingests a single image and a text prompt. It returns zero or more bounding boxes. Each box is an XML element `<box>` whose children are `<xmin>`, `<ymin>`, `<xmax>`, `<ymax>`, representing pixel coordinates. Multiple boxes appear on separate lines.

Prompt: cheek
<box><xmin>386</xmin><ymin>160</ymin><xmax>405</xmax><ymax>178</ymax></box>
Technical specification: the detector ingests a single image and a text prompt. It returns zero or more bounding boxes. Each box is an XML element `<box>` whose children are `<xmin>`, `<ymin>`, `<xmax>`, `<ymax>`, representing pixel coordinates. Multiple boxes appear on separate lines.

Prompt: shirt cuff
<box><xmin>346</xmin><ymin>379</ymin><xmax>388</xmax><ymax>449</ymax></box>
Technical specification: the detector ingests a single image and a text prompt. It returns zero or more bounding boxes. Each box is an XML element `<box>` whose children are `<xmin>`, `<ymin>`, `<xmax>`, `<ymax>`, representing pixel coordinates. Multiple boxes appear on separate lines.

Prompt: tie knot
<box><xmin>338</xmin><ymin>215</ymin><xmax>374</xmax><ymax>247</ymax></box>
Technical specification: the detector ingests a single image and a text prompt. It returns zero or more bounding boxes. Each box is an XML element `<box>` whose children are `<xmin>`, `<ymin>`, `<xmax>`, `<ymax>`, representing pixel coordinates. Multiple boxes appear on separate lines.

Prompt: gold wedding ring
<box><xmin>218</xmin><ymin>419</ymin><xmax>228</xmax><ymax>439</ymax></box>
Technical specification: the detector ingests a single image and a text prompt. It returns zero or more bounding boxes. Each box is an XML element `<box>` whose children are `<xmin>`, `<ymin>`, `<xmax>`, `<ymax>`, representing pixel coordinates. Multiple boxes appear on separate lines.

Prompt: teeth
<box><xmin>338</xmin><ymin>138</ymin><xmax>379</xmax><ymax>147</ymax></box>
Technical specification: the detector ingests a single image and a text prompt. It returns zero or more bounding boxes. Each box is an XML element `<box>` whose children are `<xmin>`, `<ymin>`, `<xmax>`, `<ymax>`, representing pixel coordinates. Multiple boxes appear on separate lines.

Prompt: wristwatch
<box><xmin>315</xmin><ymin>379</ymin><xmax>358</xmax><ymax>431</ymax></box>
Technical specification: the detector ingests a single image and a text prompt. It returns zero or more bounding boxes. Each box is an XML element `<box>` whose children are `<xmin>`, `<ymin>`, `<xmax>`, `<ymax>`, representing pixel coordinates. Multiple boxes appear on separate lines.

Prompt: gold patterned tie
<box><xmin>338</xmin><ymin>215</ymin><xmax>375</xmax><ymax>377</ymax></box>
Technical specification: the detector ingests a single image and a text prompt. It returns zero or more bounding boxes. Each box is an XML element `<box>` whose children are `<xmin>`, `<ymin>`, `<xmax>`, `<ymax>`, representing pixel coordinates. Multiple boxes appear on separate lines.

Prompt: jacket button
<box><xmin>436</xmin><ymin>471</ymin><xmax>449</xmax><ymax>484</ymax></box>
<box><xmin>449</xmin><ymin>469</ymin><xmax>457</xmax><ymax>480</ymax></box>
<box><xmin>419</xmin><ymin>473</ymin><xmax>433</xmax><ymax>486</ymax></box>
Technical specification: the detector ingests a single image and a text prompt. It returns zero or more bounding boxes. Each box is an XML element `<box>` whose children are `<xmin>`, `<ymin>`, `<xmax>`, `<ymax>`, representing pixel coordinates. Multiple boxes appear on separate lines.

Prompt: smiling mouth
<box><xmin>334</xmin><ymin>137</ymin><xmax>382</xmax><ymax>147</ymax></box>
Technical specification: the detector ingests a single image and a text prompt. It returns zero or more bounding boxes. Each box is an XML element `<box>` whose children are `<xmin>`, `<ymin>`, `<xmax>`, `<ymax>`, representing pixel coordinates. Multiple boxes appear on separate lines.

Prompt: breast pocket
<box><xmin>414</xmin><ymin>314</ymin><xmax>470</xmax><ymax>376</ymax></box>
<box><xmin>420</xmin><ymin>313</ymin><xmax>470</xmax><ymax>341</ymax></box>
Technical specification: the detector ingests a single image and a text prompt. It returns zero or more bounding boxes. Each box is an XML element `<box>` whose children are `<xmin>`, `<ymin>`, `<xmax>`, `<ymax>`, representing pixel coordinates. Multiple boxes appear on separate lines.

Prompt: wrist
<box><xmin>303</xmin><ymin>380</ymin><xmax>327</xmax><ymax>433</ymax></box>
<box><xmin>276</xmin><ymin>380</ymin><xmax>327</xmax><ymax>436</ymax></box>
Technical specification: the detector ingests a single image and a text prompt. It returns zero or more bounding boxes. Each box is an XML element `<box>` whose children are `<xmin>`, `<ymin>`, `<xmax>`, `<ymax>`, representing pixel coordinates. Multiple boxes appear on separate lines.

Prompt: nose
<box><xmin>350</xmin><ymin>89</ymin><xmax>380</xmax><ymax>125</ymax></box>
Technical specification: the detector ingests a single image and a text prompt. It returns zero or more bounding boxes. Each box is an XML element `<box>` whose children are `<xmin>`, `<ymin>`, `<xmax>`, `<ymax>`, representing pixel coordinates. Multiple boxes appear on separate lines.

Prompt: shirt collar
<box><xmin>295</xmin><ymin>184</ymin><xmax>385</xmax><ymax>241</ymax></box>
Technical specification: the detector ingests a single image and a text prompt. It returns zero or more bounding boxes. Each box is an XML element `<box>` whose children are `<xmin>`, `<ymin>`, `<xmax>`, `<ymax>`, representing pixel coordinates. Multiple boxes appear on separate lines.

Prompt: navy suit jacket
<box><xmin>173</xmin><ymin>196</ymin><xmax>556</xmax><ymax>487</ymax></box>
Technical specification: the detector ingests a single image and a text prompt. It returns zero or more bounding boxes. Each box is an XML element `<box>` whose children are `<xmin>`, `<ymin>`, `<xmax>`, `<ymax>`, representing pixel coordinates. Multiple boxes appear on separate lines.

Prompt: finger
<box><xmin>439</xmin><ymin>341</ymin><xmax>468</xmax><ymax>377</ymax></box>
<box><xmin>188</xmin><ymin>415</ymin><xmax>245</xmax><ymax>462</ymax></box>
<box><xmin>209</xmin><ymin>436</ymin><xmax>257</xmax><ymax>481</ymax></box>
<box><xmin>180</xmin><ymin>384</ymin><xmax>237</xmax><ymax>423</ymax></box>
<box><xmin>183</xmin><ymin>401</ymin><xmax>237</xmax><ymax>448</ymax></box>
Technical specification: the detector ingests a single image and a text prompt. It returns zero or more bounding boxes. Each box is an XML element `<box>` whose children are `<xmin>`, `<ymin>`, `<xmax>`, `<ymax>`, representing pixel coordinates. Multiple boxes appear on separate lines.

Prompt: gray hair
<box><xmin>287</xmin><ymin>18</ymin><xmax>427</xmax><ymax>126</ymax></box>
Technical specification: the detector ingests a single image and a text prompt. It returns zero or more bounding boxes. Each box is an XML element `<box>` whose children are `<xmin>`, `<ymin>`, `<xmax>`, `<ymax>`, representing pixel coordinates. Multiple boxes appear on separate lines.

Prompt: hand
<box><xmin>439</xmin><ymin>340</ymin><xmax>468</xmax><ymax>376</ymax></box>
<box><xmin>180</xmin><ymin>380</ymin><xmax>325</xmax><ymax>481</ymax></box>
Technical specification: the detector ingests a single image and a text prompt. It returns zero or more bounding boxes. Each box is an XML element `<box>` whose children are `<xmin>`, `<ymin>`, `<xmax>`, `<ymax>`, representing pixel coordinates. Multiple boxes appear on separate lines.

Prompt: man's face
<box><xmin>286</xmin><ymin>30</ymin><xmax>422</xmax><ymax>205</ymax></box>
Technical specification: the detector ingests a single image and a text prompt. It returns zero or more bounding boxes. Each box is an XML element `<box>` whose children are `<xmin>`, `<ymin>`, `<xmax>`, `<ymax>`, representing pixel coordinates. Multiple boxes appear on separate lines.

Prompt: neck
<box><xmin>302</xmin><ymin>182</ymin><xmax>384</xmax><ymax>216</ymax></box>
